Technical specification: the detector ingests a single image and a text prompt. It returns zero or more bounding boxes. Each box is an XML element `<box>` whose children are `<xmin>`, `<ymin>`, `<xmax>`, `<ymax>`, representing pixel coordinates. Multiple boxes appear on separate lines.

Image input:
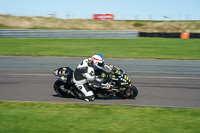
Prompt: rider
<box><xmin>73</xmin><ymin>53</ymin><xmax>113</xmax><ymax>101</ymax></box>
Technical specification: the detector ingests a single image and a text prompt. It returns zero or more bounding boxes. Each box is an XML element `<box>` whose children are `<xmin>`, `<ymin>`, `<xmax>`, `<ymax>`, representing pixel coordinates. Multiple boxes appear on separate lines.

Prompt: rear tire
<box><xmin>53</xmin><ymin>80</ymin><xmax>72</xmax><ymax>98</ymax></box>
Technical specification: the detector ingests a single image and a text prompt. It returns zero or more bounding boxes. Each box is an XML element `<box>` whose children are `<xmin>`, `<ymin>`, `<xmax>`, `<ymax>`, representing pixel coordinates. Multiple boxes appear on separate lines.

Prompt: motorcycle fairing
<box><xmin>53</xmin><ymin>67</ymin><xmax>73</xmax><ymax>83</ymax></box>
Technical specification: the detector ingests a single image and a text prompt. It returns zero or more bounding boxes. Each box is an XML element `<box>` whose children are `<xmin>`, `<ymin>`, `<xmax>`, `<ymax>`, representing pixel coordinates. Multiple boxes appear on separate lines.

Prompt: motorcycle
<box><xmin>53</xmin><ymin>66</ymin><xmax>138</xmax><ymax>100</ymax></box>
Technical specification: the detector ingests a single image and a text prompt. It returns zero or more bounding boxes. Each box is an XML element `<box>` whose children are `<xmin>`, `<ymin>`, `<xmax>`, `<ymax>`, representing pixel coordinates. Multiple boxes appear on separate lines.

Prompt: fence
<box><xmin>0</xmin><ymin>30</ymin><xmax>139</xmax><ymax>38</ymax></box>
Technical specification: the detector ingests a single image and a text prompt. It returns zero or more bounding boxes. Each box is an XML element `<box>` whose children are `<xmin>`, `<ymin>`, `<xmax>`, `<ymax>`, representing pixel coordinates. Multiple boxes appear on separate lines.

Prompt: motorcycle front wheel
<box><xmin>126</xmin><ymin>85</ymin><xmax>138</xmax><ymax>99</ymax></box>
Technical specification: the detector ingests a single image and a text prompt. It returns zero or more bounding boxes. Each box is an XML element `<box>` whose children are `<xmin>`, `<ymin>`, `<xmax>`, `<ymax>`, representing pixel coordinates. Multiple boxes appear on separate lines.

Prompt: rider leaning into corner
<box><xmin>73</xmin><ymin>53</ymin><xmax>116</xmax><ymax>102</ymax></box>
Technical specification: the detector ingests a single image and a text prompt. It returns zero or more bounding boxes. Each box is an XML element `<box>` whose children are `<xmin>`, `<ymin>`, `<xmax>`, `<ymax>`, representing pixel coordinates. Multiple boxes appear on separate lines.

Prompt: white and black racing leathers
<box><xmin>73</xmin><ymin>58</ymin><xmax>115</xmax><ymax>101</ymax></box>
<box><xmin>73</xmin><ymin>58</ymin><xmax>95</xmax><ymax>101</ymax></box>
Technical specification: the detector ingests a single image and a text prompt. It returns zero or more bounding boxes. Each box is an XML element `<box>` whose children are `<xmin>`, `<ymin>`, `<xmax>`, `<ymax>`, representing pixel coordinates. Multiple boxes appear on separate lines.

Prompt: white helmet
<box><xmin>92</xmin><ymin>53</ymin><xmax>104</xmax><ymax>69</ymax></box>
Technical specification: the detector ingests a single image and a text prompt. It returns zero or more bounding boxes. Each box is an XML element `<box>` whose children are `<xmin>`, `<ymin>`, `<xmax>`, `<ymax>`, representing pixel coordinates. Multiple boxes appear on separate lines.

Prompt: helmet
<box><xmin>92</xmin><ymin>53</ymin><xmax>104</xmax><ymax>69</ymax></box>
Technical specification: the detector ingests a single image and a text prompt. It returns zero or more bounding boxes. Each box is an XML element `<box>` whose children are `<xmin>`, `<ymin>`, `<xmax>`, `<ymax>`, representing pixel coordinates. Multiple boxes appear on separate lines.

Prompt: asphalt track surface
<box><xmin>0</xmin><ymin>56</ymin><xmax>200</xmax><ymax>108</ymax></box>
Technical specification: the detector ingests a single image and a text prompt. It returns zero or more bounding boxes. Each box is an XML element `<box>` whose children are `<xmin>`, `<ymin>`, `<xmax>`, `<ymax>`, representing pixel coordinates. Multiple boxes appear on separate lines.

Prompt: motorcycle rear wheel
<box><xmin>53</xmin><ymin>80</ymin><xmax>72</xmax><ymax>98</ymax></box>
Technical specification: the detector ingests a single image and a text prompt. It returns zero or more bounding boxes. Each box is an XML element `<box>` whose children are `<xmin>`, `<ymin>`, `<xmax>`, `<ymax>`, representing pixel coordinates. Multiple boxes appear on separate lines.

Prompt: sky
<box><xmin>0</xmin><ymin>0</ymin><xmax>200</xmax><ymax>20</ymax></box>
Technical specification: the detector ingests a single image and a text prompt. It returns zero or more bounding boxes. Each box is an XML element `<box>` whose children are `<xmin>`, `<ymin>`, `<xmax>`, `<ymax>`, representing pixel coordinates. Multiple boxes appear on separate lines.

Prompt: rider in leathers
<box><xmin>73</xmin><ymin>53</ymin><xmax>114</xmax><ymax>101</ymax></box>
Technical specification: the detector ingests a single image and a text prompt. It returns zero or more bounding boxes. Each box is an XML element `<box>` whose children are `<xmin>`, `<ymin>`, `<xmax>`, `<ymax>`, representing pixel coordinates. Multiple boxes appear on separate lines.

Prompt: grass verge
<box><xmin>0</xmin><ymin>38</ymin><xmax>200</xmax><ymax>59</ymax></box>
<box><xmin>0</xmin><ymin>101</ymin><xmax>200</xmax><ymax>133</ymax></box>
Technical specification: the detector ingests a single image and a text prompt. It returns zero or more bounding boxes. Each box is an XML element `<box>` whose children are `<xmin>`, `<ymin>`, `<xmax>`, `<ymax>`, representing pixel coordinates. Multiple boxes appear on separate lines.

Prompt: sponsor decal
<box><xmin>62</xmin><ymin>70</ymin><xmax>65</xmax><ymax>75</ymax></box>
<box><xmin>101</xmin><ymin>73</ymin><xmax>106</xmax><ymax>77</ymax></box>
<box><xmin>93</xmin><ymin>85</ymin><xmax>100</xmax><ymax>88</ymax></box>
<box><xmin>61</xmin><ymin>76</ymin><xmax>65</xmax><ymax>80</ymax></box>
<box><xmin>115</xmin><ymin>70</ymin><xmax>118</xmax><ymax>74</ymax></box>
<box><xmin>112</xmin><ymin>78</ymin><xmax>118</xmax><ymax>80</ymax></box>
<box><xmin>55</xmin><ymin>70</ymin><xmax>58</xmax><ymax>75</ymax></box>
<box><xmin>121</xmin><ymin>82</ymin><xmax>128</xmax><ymax>85</ymax></box>
<box><xmin>120</xmin><ymin>78</ymin><xmax>126</xmax><ymax>82</ymax></box>
<box><xmin>120</xmin><ymin>88</ymin><xmax>126</xmax><ymax>90</ymax></box>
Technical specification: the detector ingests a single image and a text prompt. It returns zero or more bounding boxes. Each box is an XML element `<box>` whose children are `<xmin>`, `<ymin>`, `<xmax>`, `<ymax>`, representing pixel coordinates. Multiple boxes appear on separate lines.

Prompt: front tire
<box><xmin>129</xmin><ymin>85</ymin><xmax>138</xmax><ymax>99</ymax></box>
<box><xmin>124</xmin><ymin>85</ymin><xmax>138</xmax><ymax>99</ymax></box>
<box><xmin>53</xmin><ymin>80</ymin><xmax>72</xmax><ymax>98</ymax></box>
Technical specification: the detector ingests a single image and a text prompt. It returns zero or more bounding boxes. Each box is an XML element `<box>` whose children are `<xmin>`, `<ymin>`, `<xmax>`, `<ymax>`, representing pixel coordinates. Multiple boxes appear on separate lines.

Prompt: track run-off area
<box><xmin>0</xmin><ymin>56</ymin><xmax>200</xmax><ymax>108</ymax></box>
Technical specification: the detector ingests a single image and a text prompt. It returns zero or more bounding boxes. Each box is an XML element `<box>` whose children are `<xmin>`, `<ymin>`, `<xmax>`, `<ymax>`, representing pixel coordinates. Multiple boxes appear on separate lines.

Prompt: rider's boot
<box><xmin>76</xmin><ymin>83</ymin><xmax>95</xmax><ymax>102</ymax></box>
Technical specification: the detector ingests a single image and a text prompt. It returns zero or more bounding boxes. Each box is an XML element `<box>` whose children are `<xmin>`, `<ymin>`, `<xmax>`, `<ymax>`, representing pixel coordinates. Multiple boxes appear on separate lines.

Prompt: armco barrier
<box><xmin>0</xmin><ymin>29</ymin><xmax>139</xmax><ymax>38</ymax></box>
<box><xmin>140</xmin><ymin>32</ymin><xmax>200</xmax><ymax>38</ymax></box>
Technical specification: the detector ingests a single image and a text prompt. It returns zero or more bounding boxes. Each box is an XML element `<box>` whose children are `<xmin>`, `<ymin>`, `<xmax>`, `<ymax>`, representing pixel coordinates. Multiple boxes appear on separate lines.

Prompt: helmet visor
<box><xmin>98</xmin><ymin>62</ymin><xmax>104</xmax><ymax>67</ymax></box>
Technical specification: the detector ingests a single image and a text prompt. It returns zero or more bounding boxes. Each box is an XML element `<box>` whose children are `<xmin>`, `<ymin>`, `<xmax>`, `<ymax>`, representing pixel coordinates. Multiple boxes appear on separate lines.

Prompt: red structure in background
<box><xmin>93</xmin><ymin>14</ymin><xmax>115</xmax><ymax>20</ymax></box>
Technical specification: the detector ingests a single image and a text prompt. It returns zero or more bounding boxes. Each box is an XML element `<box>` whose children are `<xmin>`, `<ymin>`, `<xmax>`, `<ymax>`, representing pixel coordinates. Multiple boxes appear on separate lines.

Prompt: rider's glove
<box><xmin>104</xmin><ymin>64</ymin><xmax>114</xmax><ymax>70</ymax></box>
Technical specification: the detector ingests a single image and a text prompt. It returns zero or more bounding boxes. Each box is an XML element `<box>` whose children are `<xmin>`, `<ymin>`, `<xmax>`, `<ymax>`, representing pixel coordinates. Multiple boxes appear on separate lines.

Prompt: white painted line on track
<box><xmin>2</xmin><ymin>73</ymin><xmax>200</xmax><ymax>80</ymax></box>
<box><xmin>129</xmin><ymin>76</ymin><xmax>200</xmax><ymax>80</ymax></box>
<box><xmin>4</xmin><ymin>73</ymin><xmax>52</xmax><ymax>76</ymax></box>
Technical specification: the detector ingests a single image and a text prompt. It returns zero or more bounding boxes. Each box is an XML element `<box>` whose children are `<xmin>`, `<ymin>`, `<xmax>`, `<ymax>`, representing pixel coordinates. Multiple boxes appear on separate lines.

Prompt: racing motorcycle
<box><xmin>53</xmin><ymin>66</ymin><xmax>138</xmax><ymax>100</ymax></box>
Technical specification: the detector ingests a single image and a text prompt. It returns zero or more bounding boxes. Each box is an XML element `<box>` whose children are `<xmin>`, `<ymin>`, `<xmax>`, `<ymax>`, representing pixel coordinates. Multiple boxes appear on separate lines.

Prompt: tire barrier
<box><xmin>0</xmin><ymin>29</ymin><xmax>139</xmax><ymax>38</ymax></box>
<box><xmin>190</xmin><ymin>33</ymin><xmax>200</xmax><ymax>38</ymax></box>
<box><xmin>140</xmin><ymin>32</ymin><xmax>200</xmax><ymax>38</ymax></box>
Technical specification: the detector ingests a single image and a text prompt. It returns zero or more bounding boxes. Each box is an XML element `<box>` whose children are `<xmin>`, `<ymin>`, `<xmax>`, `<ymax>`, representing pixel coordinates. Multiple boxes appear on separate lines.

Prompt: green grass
<box><xmin>0</xmin><ymin>38</ymin><xmax>200</xmax><ymax>59</ymax></box>
<box><xmin>0</xmin><ymin>101</ymin><xmax>200</xmax><ymax>133</ymax></box>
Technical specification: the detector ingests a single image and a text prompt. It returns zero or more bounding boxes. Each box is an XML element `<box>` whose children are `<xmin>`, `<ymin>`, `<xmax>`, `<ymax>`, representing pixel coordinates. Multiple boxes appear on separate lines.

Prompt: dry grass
<box><xmin>0</xmin><ymin>14</ymin><xmax>200</xmax><ymax>32</ymax></box>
